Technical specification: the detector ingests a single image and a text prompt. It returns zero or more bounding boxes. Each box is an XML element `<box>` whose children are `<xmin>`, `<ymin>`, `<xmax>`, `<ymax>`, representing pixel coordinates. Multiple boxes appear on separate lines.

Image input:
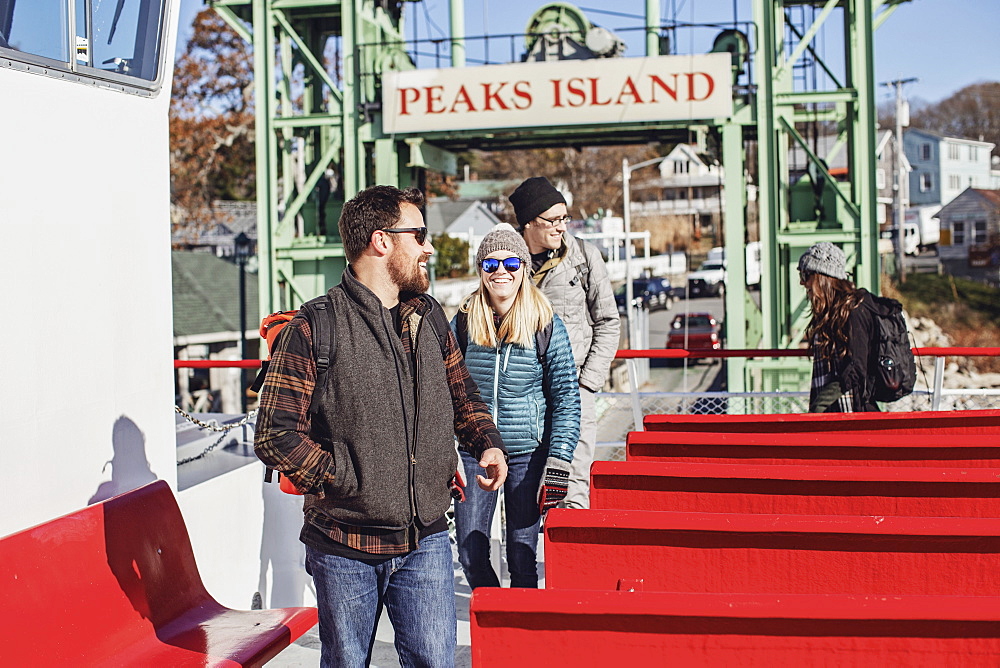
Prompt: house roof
<box><xmin>172</xmin><ymin>251</ymin><xmax>259</xmax><ymax>338</ymax></box>
<box><xmin>905</xmin><ymin>128</ymin><xmax>996</xmax><ymax>148</ymax></box>
<box><xmin>424</xmin><ymin>200</ymin><xmax>501</xmax><ymax>236</ymax></box>
<box><xmin>172</xmin><ymin>201</ymin><xmax>257</xmax><ymax>247</ymax></box>
<box><xmin>934</xmin><ymin>188</ymin><xmax>1000</xmax><ymax>219</ymax></box>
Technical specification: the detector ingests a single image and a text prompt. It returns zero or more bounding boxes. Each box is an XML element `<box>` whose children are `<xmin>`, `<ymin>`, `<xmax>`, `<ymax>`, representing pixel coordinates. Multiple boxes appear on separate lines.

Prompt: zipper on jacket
<box><xmin>408</xmin><ymin>312</ymin><xmax>422</xmax><ymax>521</ymax></box>
<box><xmin>492</xmin><ymin>344</ymin><xmax>502</xmax><ymax>424</ymax></box>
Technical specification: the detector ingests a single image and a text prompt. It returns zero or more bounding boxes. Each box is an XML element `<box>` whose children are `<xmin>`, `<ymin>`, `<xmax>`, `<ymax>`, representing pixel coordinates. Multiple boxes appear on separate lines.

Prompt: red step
<box><xmin>470</xmin><ymin>589</ymin><xmax>1000</xmax><ymax>666</ymax></box>
<box><xmin>643</xmin><ymin>409</ymin><xmax>1000</xmax><ymax>434</ymax></box>
<box><xmin>544</xmin><ymin>509</ymin><xmax>1000</xmax><ymax>596</ymax></box>
<box><xmin>626</xmin><ymin>430</ymin><xmax>1000</xmax><ymax>467</ymax></box>
<box><xmin>591</xmin><ymin>460</ymin><xmax>1000</xmax><ymax>516</ymax></box>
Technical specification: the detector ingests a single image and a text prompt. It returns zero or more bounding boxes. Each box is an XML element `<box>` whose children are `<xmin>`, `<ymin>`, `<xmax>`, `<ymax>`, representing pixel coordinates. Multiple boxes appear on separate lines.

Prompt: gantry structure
<box><xmin>210</xmin><ymin>0</ymin><xmax>909</xmax><ymax>393</ymax></box>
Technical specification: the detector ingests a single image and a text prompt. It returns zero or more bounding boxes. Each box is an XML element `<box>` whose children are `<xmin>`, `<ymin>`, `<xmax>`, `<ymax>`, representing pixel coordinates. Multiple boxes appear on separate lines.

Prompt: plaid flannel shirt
<box><xmin>255</xmin><ymin>295</ymin><xmax>504</xmax><ymax>555</ymax></box>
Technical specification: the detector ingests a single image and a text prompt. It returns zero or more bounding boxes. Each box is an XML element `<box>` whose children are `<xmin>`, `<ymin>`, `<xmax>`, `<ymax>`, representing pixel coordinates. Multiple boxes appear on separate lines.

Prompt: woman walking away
<box><xmin>452</xmin><ymin>223</ymin><xmax>581</xmax><ymax>589</ymax></box>
<box><xmin>799</xmin><ymin>242</ymin><xmax>879</xmax><ymax>413</ymax></box>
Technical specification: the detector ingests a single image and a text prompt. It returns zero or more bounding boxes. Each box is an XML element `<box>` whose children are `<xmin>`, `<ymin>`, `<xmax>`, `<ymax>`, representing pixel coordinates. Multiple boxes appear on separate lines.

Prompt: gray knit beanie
<box><xmin>798</xmin><ymin>242</ymin><xmax>847</xmax><ymax>280</ymax></box>
<box><xmin>475</xmin><ymin>223</ymin><xmax>531</xmax><ymax>266</ymax></box>
<box><xmin>508</xmin><ymin>176</ymin><xmax>567</xmax><ymax>228</ymax></box>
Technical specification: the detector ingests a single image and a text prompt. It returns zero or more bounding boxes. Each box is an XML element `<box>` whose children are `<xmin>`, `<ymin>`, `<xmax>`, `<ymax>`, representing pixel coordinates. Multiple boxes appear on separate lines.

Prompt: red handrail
<box><xmin>175</xmin><ymin>360</ymin><xmax>263</xmax><ymax>369</ymax></box>
<box><xmin>614</xmin><ymin>347</ymin><xmax>1000</xmax><ymax>360</ymax></box>
<box><xmin>174</xmin><ymin>347</ymin><xmax>1000</xmax><ymax>368</ymax></box>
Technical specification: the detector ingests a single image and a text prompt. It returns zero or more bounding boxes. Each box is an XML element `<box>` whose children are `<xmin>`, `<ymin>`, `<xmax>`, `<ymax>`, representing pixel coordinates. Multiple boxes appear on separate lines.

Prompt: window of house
<box><xmin>0</xmin><ymin>0</ymin><xmax>167</xmax><ymax>90</ymax></box>
<box><xmin>876</xmin><ymin>169</ymin><xmax>886</xmax><ymax>189</ymax></box>
<box><xmin>673</xmin><ymin>161</ymin><xmax>689</xmax><ymax>174</ymax></box>
<box><xmin>969</xmin><ymin>146</ymin><xmax>978</xmax><ymax>161</ymax></box>
<box><xmin>920</xmin><ymin>173</ymin><xmax>933</xmax><ymax>192</ymax></box>
<box><xmin>921</xmin><ymin>144</ymin><xmax>931</xmax><ymax>160</ymax></box>
<box><xmin>973</xmin><ymin>220</ymin><xmax>987</xmax><ymax>244</ymax></box>
<box><xmin>949</xmin><ymin>175</ymin><xmax>961</xmax><ymax>190</ymax></box>
<box><xmin>953</xmin><ymin>221</ymin><xmax>965</xmax><ymax>245</ymax></box>
<box><xmin>949</xmin><ymin>144</ymin><xmax>960</xmax><ymax>160</ymax></box>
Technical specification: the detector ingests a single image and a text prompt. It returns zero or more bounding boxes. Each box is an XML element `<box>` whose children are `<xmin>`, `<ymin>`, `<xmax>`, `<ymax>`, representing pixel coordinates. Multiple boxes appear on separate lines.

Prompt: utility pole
<box><xmin>882</xmin><ymin>77</ymin><xmax>917</xmax><ymax>284</ymax></box>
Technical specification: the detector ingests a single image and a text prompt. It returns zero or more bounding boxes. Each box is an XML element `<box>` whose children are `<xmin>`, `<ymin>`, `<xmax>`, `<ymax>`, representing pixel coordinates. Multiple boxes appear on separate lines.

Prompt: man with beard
<box><xmin>255</xmin><ymin>185</ymin><xmax>508</xmax><ymax>667</ymax></box>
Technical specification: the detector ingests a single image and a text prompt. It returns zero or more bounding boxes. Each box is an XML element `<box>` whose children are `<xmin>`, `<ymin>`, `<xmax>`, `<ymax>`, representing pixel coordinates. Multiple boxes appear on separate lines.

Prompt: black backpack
<box><xmin>866</xmin><ymin>295</ymin><xmax>916</xmax><ymax>403</ymax></box>
<box><xmin>452</xmin><ymin>310</ymin><xmax>553</xmax><ymax>363</ymax></box>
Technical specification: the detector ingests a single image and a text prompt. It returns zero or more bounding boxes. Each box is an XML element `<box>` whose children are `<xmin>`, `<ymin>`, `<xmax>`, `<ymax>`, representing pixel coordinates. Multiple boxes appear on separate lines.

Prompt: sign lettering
<box><xmin>383</xmin><ymin>54</ymin><xmax>732</xmax><ymax>134</ymax></box>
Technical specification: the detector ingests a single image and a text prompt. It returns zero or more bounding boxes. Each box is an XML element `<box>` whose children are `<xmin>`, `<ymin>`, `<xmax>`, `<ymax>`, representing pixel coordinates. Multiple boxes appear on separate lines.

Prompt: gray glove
<box><xmin>537</xmin><ymin>456</ymin><xmax>572</xmax><ymax>514</ymax></box>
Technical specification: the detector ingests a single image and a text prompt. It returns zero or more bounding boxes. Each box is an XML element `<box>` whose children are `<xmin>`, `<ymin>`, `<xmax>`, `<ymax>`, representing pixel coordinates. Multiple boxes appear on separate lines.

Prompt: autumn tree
<box><xmin>170</xmin><ymin>8</ymin><xmax>256</xmax><ymax>243</ymax></box>
<box><xmin>466</xmin><ymin>144</ymin><xmax>660</xmax><ymax>222</ymax></box>
<box><xmin>910</xmin><ymin>82</ymin><xmax>1000</xmax><ymax>158</ymax></box>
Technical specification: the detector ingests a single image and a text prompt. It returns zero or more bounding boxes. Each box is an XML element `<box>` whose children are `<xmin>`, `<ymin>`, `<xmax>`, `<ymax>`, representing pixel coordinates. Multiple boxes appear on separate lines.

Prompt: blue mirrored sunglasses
<box><xmin>481</xmin><ymin>257</ymin><xmax>523</xmax><ymax>273</ymax></box>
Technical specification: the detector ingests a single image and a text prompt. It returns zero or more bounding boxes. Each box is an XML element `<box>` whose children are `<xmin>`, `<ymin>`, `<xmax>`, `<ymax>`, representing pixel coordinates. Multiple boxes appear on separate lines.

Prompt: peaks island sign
<box><xmin>382</xmin><ymin>53</ymin><xmax>733</xmax><ymax>135</ymax></box>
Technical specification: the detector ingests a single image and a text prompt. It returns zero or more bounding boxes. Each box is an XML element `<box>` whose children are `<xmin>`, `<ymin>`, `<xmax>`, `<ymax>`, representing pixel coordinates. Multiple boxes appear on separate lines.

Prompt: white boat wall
<box><xmin>0</xmin><ymin>0</ymin><xmax>312</xmax><ymax>611</ymax></box>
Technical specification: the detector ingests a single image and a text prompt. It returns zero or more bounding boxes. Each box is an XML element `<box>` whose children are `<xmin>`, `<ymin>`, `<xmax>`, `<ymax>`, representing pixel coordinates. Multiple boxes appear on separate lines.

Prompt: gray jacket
<box><xmin>534</xmin><ymin>233</ymin><xmax>620</xmax><ymax>392</ymax></box>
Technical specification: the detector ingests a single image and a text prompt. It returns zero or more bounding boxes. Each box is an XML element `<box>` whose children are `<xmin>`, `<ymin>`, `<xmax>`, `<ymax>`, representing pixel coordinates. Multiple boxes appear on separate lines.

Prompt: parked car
<box><xmin>666</xmin><ymin>313</ymin><xmax>722</xmax><ymax>360</ymax></box>
<box><xmin>687</xmin><ymin>260</ymin><xmax>727</xmax><ymax>297</ymax></box>
<box><xmin>615</xmin><ymin>277</ymin><xmax>677</xmax><ymax>314</ymax></box>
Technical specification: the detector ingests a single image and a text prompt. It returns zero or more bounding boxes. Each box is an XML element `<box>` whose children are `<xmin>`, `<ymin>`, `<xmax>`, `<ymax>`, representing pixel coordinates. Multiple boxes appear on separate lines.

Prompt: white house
<box><xmin>630</xmin><ymin>144</ymin><xmax>724</xmax><ymax>223</ymax></box>
<box><xmin>904</xmin><ymin>129</ymin><xmax>995</xmax><ymax>208</ymax></box>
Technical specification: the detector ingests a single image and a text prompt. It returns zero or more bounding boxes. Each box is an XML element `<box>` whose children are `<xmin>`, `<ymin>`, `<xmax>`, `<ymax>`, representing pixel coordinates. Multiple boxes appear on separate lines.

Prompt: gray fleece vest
<box><xmin>303</xmin><ymin>271</ymin><xmax>457</xmax><ymax>530</ymax></box>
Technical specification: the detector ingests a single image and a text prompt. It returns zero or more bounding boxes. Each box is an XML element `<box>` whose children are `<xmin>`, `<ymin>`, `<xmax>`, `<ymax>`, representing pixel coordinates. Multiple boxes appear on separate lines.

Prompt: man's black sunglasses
<box><xmin>481</xmin><ymin>257</ymin><xmax>523</xmax><ymax>273</ymax></box>
<box><xmin>382</xmin><ymin>227</ymin><xmax>429</xmax><ymax>245</ymax></box>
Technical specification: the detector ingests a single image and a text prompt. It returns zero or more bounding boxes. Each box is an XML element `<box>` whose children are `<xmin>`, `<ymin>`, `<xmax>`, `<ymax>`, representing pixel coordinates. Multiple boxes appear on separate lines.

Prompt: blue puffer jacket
<box><xmin>451</xmin><ymin>313</ymin><xmax>581</xmax><ymax>462</ymax></box>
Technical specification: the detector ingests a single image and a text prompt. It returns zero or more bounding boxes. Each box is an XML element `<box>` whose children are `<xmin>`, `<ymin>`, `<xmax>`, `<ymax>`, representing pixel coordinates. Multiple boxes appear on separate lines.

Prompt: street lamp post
<box><xmin>622</xmin><ymin>156</ymin><xmax>670</xmax><ymax>349</ymax></box>
<box><xmin>234</xmin><ymin>232</ymin><xmax>252</xmax><ymax>413</ymax></box>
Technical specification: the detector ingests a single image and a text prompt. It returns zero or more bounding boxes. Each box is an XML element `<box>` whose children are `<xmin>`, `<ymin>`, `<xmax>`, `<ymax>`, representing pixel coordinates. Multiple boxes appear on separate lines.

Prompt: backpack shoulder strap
<box><xmin>574</xmin><ymin>235</ymin><xmax>591</xmax><ymax>285</ymax></box>
<box><xmin>534</xmin><ymin>319</ymin><xmax>554</xmax><ymax>361</ymax></box>
<box><xmin>417</xmin><ymin>294</ymin><xmax>453</xmax><ymax>359</ymax></box>
<box><xmin>299</xmin><ymin>293</ymin><xmax>335</xmax><ymax>413</ymax></box>
<box><xmin>455</xmin><ymin>310</ymin><xmax>469</xmax><ymax>356</ymax></box>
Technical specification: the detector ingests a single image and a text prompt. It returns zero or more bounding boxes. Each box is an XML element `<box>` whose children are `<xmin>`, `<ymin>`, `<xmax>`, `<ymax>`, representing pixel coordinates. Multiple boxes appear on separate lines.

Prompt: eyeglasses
<box><xmin>534</xmin><ymin>214</ymin><xmax>571</xmax><ymax>228</ymax></box>
<box><xmin>481</xmin><ymin>257</ymin><xmax>523</xmax><ymax>273</ymax></box>
<box><xmin>381</xmin><ymin>227</ymin><xmax>429</xmax><ymax>245</ymax></box>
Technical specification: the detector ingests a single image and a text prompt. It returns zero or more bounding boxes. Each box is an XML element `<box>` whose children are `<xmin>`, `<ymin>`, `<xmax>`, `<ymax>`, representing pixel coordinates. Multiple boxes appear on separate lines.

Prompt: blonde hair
<box><xmin>460</xmin><ymin>274</ymin><xmax>554</xmax><ymax>348</ymax></box>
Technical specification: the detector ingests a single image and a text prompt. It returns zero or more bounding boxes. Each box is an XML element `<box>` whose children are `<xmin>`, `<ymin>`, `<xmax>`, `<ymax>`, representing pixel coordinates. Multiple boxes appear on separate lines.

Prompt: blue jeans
<box><xmin>305</xmin><ymin>530</ymin><xmax>456</xmax><ymax>668</ymax></box>
<box><xmin>454</xmin><ymin>449</ymin><xmax>545</xmax><ymax>589</ymax></box>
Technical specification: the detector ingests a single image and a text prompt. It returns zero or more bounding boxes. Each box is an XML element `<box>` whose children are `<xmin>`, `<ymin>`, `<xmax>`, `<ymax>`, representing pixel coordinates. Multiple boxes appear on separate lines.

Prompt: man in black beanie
<box><xmin>508</xmin><ymin>176</ymin><xmax>619</xmax><ymax>509</ymax></box>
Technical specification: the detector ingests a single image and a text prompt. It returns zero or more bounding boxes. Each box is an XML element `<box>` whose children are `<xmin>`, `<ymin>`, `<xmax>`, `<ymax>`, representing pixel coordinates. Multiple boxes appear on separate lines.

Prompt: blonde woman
<box><xmin>452</xmin><ymin>223</ymin><xmax>580</xmax><ymax>588</ymax></box>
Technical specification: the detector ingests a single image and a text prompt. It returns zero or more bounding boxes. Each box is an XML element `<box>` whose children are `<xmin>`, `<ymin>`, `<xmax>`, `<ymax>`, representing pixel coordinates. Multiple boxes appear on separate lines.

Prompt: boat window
<box><xmin>0</xmin><ymin>0</ymin><xmax>69</xmax><ymax>61</ymax></box>
<box><xmin>1</xmin><ymin>0</ymin><xmax>167</xmax><ymax>90</ymax></box>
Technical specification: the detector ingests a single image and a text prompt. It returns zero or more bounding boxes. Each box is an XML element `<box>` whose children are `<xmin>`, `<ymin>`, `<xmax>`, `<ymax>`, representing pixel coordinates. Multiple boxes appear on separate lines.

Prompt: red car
<box><xmin>666</xmin><ymin>313</ymin><xmax>722</xmax><ymax>356</ymax></box>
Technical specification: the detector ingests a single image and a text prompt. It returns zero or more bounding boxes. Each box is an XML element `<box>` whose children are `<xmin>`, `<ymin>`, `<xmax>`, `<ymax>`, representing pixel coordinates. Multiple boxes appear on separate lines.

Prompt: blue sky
<box><xmin>178</xmin><ymin>0</ymin><xmax>997</xmax><ymax>105</ymax></box>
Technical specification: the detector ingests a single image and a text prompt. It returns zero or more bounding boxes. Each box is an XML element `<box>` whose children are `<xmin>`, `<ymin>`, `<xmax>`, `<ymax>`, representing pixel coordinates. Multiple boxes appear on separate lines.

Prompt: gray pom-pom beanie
<box><xmin>475</xmin><ymin>223</ymin><xmax>531</xmax><ymax>266</ymax></box>
<box><xmin>798</xmin><ymin>242</ymin><xmax>847</xmax><ymax>280</ymax></box>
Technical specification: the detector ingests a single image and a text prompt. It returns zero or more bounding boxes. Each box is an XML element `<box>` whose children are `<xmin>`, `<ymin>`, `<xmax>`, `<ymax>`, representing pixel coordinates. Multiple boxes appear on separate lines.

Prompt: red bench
<box><xmin>0</xmin><ymin>480</ymin><xmax>317</xmax><ymax>666</ymax></box>
<box><xmin>543</xmin><ymin>509</ymin><xmax>1000</xmax><ymax>596</ymax></box>
<box><xmin>470</xmin><ymin>589</ymin><xmax>1000</xmax><ymax>666</ymax></box>
<box><xmin>626</xmin><ymin>429</ymin><xmax>1000</xmax><ymax>467</ymax></box>
<box><xmin>591</xmin><ymin>461</ymin><xmax>1000</xmax><ymax>516</ymax></box>
<box><xmin>643</xmin><ymin>409</ymin><xmax>1000</xmax><ymax>434</ymax></box>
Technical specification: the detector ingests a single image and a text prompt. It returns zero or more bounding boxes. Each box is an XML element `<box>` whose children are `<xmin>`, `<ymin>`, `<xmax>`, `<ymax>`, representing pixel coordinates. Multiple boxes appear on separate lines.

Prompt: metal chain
<box><xmin>174</xmin><ymin>405</ymin><xmax>257</xmax><ymax>431</ymax></box>
<box><xmin>177</xmin><ymin>430</ymin><xmax>232</xmax><ymax>466</ymax></box>
<box><xmin>175</xmin><ymin>406</ymin><xmax>257</xmax><ymax>466</ymax></box>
